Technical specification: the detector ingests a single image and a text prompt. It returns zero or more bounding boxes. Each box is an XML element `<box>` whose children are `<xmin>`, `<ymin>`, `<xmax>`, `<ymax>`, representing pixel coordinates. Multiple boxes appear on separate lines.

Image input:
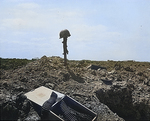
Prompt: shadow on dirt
<box><xmin>67</xmin><ymin>67</ymin><xmax>85</xmax><ymax>83</ymax></box>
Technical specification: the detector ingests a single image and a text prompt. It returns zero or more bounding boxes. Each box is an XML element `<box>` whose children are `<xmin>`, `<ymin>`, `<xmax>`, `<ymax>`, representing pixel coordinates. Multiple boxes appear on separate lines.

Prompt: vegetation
<box><xmin>69</xmin><ymin>59</ymin><xmax>150</xmax><ymax>71</ymax></box>
<box><xmin>0</xmin><ymin>56</ymin><xmax>150</xmax><ymax>72</ymax></box>
<box><xmin>0</xmin><ymin>58</ymin><xmax>35</xmax><ymax>70</ymax></box>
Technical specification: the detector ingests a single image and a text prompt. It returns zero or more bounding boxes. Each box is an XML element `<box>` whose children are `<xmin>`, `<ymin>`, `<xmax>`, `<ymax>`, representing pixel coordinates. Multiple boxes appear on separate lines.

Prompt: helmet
<box><xmin>59</xmin><ymin>29</ymin><xmax>71</xmax><ymax>39</ymax></box>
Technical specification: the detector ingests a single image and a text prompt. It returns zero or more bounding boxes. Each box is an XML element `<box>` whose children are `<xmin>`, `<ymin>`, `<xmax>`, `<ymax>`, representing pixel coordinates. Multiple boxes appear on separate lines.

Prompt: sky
<box><xmin>0</xmin><ymin>0</ymin><xmax>150</xmax><ymax>61</ymax></box>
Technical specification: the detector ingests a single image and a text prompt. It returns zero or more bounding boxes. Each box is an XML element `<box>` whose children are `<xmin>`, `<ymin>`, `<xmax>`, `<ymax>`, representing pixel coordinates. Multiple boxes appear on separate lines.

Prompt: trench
<box><xmin>95</xmin><ymin>85</ymin><xmax>150</xmax><ymax>121</ymax></box>
<box><xmin>1</xmin><ymin>84</ymin><xmax>150</xmax><ymax>120</ymax></box>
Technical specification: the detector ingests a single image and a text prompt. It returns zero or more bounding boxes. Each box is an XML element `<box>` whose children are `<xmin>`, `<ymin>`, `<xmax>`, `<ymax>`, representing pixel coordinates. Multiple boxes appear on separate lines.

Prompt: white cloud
<box><xmin>0</xmin><ymin>4</ymin><xmax>84</xmax><ymax>34</ymax></box>
<box><xmin>31</xmin><ymin>37</ymin><xmax>47</xmax><ymax>41</ymax></box>
<box><xmin>2</xmin><ymin>18</ymin><xmax>27</xmax><ymax>29</ymax></box>
<box><xmin>1</xmin><ymin>2</ymin><xmax>121</xmax><ymax>43</ymax></box>
<box><xmin>17</xmin><ymin>3</ymin><xmax>40</xmax><ymax>9</ymax></box>
<box><xmin>70</xmin><ymin>24</ymin><xmax>121</xmax><ymax>44</ymax></box>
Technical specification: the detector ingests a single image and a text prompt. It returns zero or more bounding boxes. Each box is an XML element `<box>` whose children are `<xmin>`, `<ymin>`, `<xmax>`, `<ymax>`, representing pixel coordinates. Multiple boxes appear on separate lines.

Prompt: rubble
<box><xmin>0</xmin><ymin>56</ymin><xmax>150</xmax><ymax>120</ymax></box>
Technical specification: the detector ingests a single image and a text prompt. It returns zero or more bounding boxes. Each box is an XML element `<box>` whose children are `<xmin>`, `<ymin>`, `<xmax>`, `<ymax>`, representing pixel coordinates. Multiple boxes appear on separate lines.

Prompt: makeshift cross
<box><xmin>59</xmin><ymin>29</ymin><xmax>71</xmax><ymax>66</ymax></box>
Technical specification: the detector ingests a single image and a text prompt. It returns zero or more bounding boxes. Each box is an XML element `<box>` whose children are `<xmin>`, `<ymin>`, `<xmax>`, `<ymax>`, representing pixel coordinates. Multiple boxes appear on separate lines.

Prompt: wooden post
<box><xmin>63</xmin><ymin>37</ymin><xmax>68</xmax><ymax>66</ymax></box>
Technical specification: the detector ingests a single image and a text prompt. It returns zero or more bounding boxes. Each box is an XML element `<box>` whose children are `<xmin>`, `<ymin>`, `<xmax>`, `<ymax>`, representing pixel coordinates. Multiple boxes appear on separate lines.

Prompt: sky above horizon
<box><xmin>0</xmin><ymin>0</ymin><xmax>150</xmax><ymax>62</ymax></box>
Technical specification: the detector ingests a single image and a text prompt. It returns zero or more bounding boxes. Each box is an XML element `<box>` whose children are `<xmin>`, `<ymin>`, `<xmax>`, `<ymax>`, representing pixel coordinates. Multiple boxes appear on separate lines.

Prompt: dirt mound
<box><xmin>0</xmin><ymin>56</ymin><xmax>150</xmax><ymax>120</ymax></box>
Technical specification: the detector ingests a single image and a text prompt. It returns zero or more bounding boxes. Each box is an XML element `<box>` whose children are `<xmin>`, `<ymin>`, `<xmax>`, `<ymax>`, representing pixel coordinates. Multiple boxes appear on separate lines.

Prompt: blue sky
<box><xmin>0</xmin><ymin>0</ymin><xmax>150</xmax><ymax>61</ymax></box>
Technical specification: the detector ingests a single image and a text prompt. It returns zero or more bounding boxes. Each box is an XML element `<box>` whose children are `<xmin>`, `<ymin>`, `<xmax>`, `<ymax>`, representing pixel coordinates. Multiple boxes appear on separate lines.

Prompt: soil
<box><xmin>0</xmin><ymin>56</ymin><xmax>150</xmax><ymax>121</ymax></box>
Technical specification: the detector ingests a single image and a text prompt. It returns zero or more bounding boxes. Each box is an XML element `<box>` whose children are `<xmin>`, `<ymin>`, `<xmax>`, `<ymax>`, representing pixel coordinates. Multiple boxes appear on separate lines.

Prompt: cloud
<box><xmin>0</xmin><ymin>4</ymin><xmax>83</xmax><ymax>34</ymax></box>
<box><xmin>17</xmin><ymin>3</ymin><xmax>40</xmax><ymax>9</ymax></box>
<box><xmin>0</xmin><ymin>2</ymin><xmax>123</xmax><ymax>60</ymax></box>
<box><xmin>1</xmin><ymin>2</ymin><xmax>121</xmax><ymax>41</ymax></box>
<box><xmin>2</xmin><ymin>18</ymin><xmax>26</xmax><ymax>29</ymax></box>
<box><xmin>70</xmin><ymin>24</ymin><xmax>121</xmax><ymax>44</ymax></box>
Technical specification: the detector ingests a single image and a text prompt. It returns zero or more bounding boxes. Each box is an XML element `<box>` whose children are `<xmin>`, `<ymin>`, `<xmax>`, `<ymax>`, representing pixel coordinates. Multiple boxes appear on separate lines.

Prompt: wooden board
<box><xmin>25</xmin><ymin>86</ymin><xmax>64</xmax><ymax>106</ymax></box>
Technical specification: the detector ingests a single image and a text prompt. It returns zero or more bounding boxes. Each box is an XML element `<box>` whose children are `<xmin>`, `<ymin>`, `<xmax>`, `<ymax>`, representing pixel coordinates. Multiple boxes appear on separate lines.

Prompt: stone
<box><xmin>45</xmin><ymin>83</ymin><xmax>55</xmax><ymax>89</ymax></box>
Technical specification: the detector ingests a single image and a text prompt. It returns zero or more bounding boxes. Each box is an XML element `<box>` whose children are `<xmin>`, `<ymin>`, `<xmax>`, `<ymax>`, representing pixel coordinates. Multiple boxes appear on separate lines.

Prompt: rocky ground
<box><xmin>0</xmin><ymin>56</ymin><xmax>150</xmax><ymax>121</ymax></box>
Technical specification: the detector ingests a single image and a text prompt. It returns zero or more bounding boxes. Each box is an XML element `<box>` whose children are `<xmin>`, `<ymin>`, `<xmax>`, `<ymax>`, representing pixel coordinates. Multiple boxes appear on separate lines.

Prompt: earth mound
<box><xmin>0</xmin><ymin>56</ymin><xmax>150</xmax><ymax>120</ymax></box>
